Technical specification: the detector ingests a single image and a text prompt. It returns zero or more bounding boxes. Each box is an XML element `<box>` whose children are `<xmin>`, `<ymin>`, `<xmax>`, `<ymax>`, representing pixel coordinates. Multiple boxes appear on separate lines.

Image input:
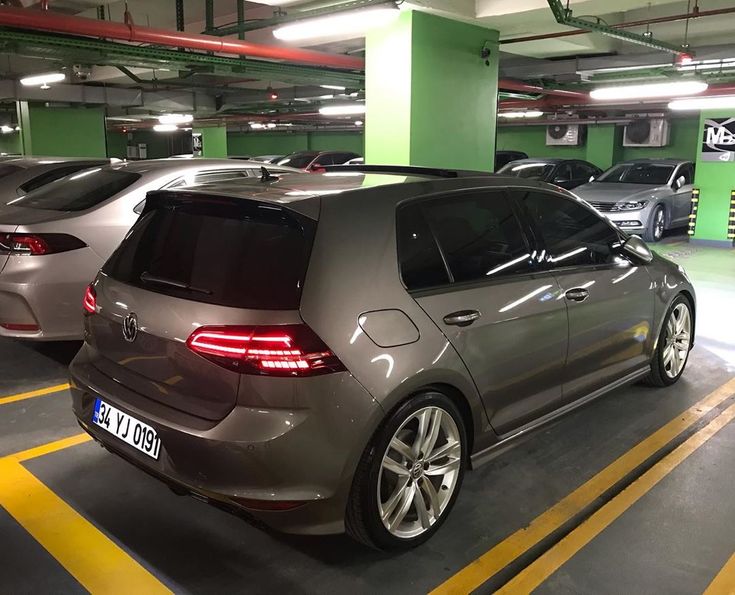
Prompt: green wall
<box><xmin>106</xmin><ymin>131</ymin><xmax>128</xmax><ymax>159</ymax></box>
<box><xmin>19</xmin><ymin>104</ymin><xmax>106</xmax><ymax>157</ymax></box>
<box><xmin>194</xmin><ymin>126</ymin><xmax>227</xmax><ymax>158</ymax></box>
<box><xmin>496</xmin><ymin>117</ymin><xmax>700</xmax><ymax>169</ymax></box>
<box><xmin>227</xmin><ymin>131</ymin><xmax>363</xmax><ymax>158</ymax></box>
<box><xmin>693</xmin><ymin>110</ymin><xmax>735</xmax><ymax>243</ymax></box>
<box><xmin>0</xmin><ymin>132</ymin><xmax>22</xmax><ymax>155</ymax></box>
<box><xmin>365</xmin><ymin>10</ymin><xmax>499</xmax><ymax>170</ymax></box>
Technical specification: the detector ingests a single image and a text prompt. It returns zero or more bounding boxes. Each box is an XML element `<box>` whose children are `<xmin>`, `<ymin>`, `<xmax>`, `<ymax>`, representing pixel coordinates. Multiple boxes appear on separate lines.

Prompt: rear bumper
<box><xmin>0</xmin><ymin>249</ymin><xmax>103</xmax><ymax>341</ymax></box>
<box><xmin>69</xmin><ymin>346</ymin><xmax>384</xmax><ymax>535</ymax></box>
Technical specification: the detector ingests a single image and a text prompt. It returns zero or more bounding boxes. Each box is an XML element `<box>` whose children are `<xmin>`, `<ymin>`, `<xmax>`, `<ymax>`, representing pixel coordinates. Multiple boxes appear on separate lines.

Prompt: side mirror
<box><xmin>620</xmin><ymin>235</ymin><xmax>653</xmax><ymax>264</ymax></box>
<box><xmin>553</xmin><ymin>176</ymin><xmax>567</xmax><ymax>184</ymax></box>
<box><xmin>673</xmin><ymin>175</ymin><xmax>686</xmax><ymax>190</ymax></box>
<box><xmin>588</xmin><ymin>175</ymin><xmax>596</xmax><ymax>182</ymax></box>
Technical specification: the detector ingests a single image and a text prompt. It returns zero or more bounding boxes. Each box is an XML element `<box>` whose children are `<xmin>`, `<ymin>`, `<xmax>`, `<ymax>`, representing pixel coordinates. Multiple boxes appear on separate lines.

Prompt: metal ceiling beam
<box><xmin>207</xmin><ymin>0</ymin><xmax>391</xmax><ymax>36</ymax></box>
<box><xmin>0</xmin><ymin>30</ymin><xmax>365</xmax><ymax>87</ymax></box>
<box><xmin>546</xmin><ymin>0</ymin><xmax>687</xmax><ymax>55</ymax></box>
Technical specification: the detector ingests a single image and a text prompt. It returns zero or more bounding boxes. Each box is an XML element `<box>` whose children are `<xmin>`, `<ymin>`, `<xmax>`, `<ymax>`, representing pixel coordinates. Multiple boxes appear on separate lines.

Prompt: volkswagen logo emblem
<box><xmin>122</xmin><ymin>313</ymin><xmax>138</xmax><ymax>343</ymax></box>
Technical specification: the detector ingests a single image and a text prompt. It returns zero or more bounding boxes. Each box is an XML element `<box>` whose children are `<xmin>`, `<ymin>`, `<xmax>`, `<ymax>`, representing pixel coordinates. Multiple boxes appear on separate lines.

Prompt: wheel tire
<box><xmin>345</xmin><ymin>391</ymin><xmax>467</xmax><ymax>550</ymax></box>
<box><xmin>645</xmin><ymin>294</ymin><xmax>693</xmax><ymax>387</ymax></box>
<box><xmin>643</xmin><ymin>205</ymin><xmax>666</xmax><ymax>243</ymax></box>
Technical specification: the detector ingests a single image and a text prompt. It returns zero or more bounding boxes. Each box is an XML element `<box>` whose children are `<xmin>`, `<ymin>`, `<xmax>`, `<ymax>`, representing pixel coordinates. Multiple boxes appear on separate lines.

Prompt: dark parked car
<box><xmin>498</xmin><ymin>158</ymin><xmax>602</xmax><ymax>190</ymax></box>
<box><xmin>71</xmin><ymin>166</ymin><xmax>695</xmax><ymax>550</ymax></box>
<box><xmin>276</xmin><ymin>150</ymin><xmax>361</xmax><ymax>172</ymax></box>
<box><xmin>495</xmin><ymin>150</ymin><xmax>528</xmax><ymax>171</ymax></box>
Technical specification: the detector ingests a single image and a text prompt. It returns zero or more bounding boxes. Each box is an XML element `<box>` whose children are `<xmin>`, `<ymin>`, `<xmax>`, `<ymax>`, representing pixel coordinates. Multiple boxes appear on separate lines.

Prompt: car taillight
<box><xmin>186</xmin><ymin>324</ymin><xmax>345</xmax><ymax>376</ymax></box>
<box><xmin>0</xmin><ymin>233</ymin><xmax>86</xmax><ymax>255</ymax></box>
<box><xmin>83</xmin><ymin>284</ymin><xmax>97</xmax><ymax>315</ymax></box>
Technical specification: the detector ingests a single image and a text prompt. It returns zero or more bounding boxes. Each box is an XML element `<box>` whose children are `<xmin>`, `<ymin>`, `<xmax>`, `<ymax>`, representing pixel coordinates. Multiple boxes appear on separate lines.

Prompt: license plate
<box><xmin>92</xmin><ymin>398</ymin><xmax>161</xmax><ymax>460</ymax></box>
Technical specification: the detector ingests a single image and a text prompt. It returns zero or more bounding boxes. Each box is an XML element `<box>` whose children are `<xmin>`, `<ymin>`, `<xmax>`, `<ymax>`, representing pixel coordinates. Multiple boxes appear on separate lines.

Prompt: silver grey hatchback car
<box><xmin>574</xmin><ymin>158</ymin><xmax>695</xmax><ymax>242</ymax></box>
<box><xmin>70</xmin><ymin>166</ymin><xmax>695</xmax><ymax>550</ymax></box>
<box><xmin>0</xmin><ymin>159</ymin><xmax>296</xmax><ymax>340</ymax></box>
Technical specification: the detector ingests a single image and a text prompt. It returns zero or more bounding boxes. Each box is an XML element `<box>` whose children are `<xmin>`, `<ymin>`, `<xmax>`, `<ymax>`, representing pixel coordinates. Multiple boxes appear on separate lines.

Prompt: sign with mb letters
<box><xmin>702</xmin><ymin>117</ymin><xmax>735</xmax><ymax>162</ymax></box>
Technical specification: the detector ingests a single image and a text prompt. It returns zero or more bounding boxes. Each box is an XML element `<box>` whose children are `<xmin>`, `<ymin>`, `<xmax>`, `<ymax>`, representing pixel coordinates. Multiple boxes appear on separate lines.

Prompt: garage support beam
<box><xmin>16</xmin><ymin>102</ymin><xmax>106</xmax><ymax>157</ymax></box>
<box><xmin>192</xmin><ymin>125</ymin><xmax>227</xmax><ymax>158</ymax></box>
<box><xmin>365</xmin><ymin>10</ymin><xmax>499</xmax><ymax>171</ymax></box>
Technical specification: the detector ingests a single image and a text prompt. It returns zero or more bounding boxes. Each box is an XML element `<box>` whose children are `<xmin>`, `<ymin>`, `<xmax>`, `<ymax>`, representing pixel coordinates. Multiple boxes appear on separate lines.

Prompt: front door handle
<box><xmin>565</xmin><ymin>288</ymin><xmax>590</xmax><ymax>302</ymax></box>
<box><xmin>443</xmin><ymin>310</ymin><xmax>481</xmax><ymax>327</ymax></box>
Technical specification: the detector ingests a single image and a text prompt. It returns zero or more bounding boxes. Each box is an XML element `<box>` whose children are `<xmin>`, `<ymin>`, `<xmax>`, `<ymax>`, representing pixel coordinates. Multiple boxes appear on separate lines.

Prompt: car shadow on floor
<box><xmin>29</xmin><ymin>341</ymin><xmax>83</xmax><ymax>367</ymax></box>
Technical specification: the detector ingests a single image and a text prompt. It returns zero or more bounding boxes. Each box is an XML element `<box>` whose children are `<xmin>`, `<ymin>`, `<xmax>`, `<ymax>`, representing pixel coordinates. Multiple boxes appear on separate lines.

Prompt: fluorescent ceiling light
<box><xmin>590</xmin><ymin>80</ymin><xmax>708</xmax><ymax>100</ymax></box>
<box><xmin>158</xmin><ymin>114</ymin><xmax>193</xmax><ymax>125</ymax></box>
<box><xmin>153</xmin><ymin>124</ymin><xmax>178</xmax><ymax>132</ymax></box>
<box><xmin>321</xmin><ymin>85</ymin><xmax>346</xmax><ymax>91</ymax></box>
<box><xmin>0</xmin><ymin>125</ymin><xmax>13</xmax><ymax>134</ymax></box>
<box><xmin>20</xmin><ymin>72</ymin><xmax>65</xmax><ymax>87</ymax></box>
<box><xmin>354</xmin><ymin>120</ymin><xmax>364</xmax><ymax>126</ymax></box>
<box><xmin>319</xmin><ymin>104</ymin><xmax>366</xmax><ymax>116</ymax></box>
<box><xmin>250</xmin><ymin>123</ymin><xmax>265</xmax><ymax>129</ymax></box>
<box><xmin>498</xmin><ymin>110</ymin><xmax>544</xmax><ymax>119</ymax></box>
<box><xmin>273</xmin><ymin>7</ymin><xmax>398</xmax><ymax>41</ymax></box>
<box><xmin>668</xmin><ymin>95</ymin><xmax>735</xmax><ymax>111</ymax></box>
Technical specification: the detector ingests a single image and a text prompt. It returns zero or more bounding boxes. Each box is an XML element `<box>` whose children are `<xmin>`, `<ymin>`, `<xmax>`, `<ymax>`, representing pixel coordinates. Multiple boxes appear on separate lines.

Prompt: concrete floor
<box><xmin>1</xmin><ymin>238</ymin><xmax>734</xmax><ymax>594</ymax></box>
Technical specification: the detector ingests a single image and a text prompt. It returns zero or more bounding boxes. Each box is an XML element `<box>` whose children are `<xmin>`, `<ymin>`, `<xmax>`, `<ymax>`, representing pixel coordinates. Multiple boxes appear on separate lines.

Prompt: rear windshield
<box><xmin>10</xmin><ymin>169</ymin><xmax>140</xmax><ymax>211</ymax></box>
<box><xmin>276</xmin><ymin>152</ymin><xmax>318</xmax><ymax>169</ymax></box>
<box><xmin>104</xmin><ymin>197</ymin><xmax>316</xmax><ymax>310</ymax></box>
<box><xmin>596</xmin><ymin>164</ymin><xmax>674</xmax><ymax>185</ymax></box>
<box><xmin>498</xmin><ymin>162</ymin><xmax>555</xmax><ymax>179</ymax></box>
<box><xmin>19</xmin><ymin>163</ymin><xmax>107</xmax><ymax>193</ymax></box>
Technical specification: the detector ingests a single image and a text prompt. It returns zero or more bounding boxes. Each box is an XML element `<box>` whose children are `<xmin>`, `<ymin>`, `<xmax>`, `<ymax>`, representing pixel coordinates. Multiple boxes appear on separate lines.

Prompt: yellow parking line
<box><xmin>0</xmin><ymin>383</ymin><xmax>70</xmax><ymax>406</ymax></box>
<box><xmin>705</xmin><ymin>553</ymin><xmax>735</xmax><ymax>595</ymax></box>
<box><xmin>430</xmin><ymin>376</ymin><xmax>735</xmax><ymax>595</ymax></box>
<box><xmin>496</xmin><ymin>401</ymin><xmax>735</xmax><ymax>593</ymax></box>
<box><xmin>0</xmin><ymin>459</ymin><xmax>171</xmax><ymax>594</ymax></box>
<box><xmin>6</xmin><ymin>433</ymin><xmax>92</xmax><ymax>463</ymax></box>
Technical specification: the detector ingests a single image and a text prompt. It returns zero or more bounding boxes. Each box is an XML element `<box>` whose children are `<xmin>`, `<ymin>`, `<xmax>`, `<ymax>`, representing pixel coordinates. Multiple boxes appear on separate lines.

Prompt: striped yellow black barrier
<box><xmin>728</xmin><ymin>191</ymin><xmax>735</xmax><ymax>242</ymax></box>
<box><xmin>687</xmin><ymin>188</ymin><xmax>699</xmax><ymax>237</ymax></box>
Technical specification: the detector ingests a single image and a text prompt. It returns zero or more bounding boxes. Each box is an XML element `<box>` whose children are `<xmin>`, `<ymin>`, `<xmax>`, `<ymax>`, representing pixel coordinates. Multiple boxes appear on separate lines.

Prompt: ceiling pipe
<box><xmin>502</xmin><ymin>6</ymin><xmax>735</xmax><ymax>45</ymax></box>
<box><xmin>498</xmin><ymin>79</ymin><xmax>587</xmax><ymax>99</ymax></box>
<box><xmin>0</xmin><ymin>6</ymin><xmax>364</xmax><ymax>70</ymax></box>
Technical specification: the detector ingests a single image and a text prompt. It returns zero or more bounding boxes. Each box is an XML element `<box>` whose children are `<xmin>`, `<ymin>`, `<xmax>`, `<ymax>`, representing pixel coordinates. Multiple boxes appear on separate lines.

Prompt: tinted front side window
<box><xmin>10</xmin><ymin>169</ymin><xmax>140</xmax><ymax>211</ymax></box>
<box><xmin>397</xmin><ymin>204</ymin><xmax>450</xmax><ymax>290</ymax></box>
<box><xmin>520</xmin><ymin>191</ymin><xmax>621</xmax><ymax>268</ymax></box>
<box><xmin>105</xmin><ymin>198</ymin><xmax>315</xmax><ymax>310</ymax></box>
<box><xmin>423</xmin><ymin>194</ymin><xmax>532</xmax><ymax>283</ymax></box>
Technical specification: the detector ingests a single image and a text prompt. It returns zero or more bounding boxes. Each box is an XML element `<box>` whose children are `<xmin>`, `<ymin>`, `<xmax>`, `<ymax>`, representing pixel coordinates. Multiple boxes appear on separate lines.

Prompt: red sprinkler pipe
<box><xmin>0</xmin><ymin>6</ymin><xmax>365</xmax><ymax>70</ymax></box>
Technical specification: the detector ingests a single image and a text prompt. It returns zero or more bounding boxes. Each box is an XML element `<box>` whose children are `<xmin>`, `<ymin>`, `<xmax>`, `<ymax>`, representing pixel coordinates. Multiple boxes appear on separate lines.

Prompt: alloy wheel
<box><xmin>663</xmin><ymin>303</ymin><xmax>691</xmax><ymax>379</ymax></box>
<box><xmin>653</xmin><ymin>207</ymin><xmax>665</xmax><ymax>241</ymax></box>
<box><xmin>377</xmin><ymin>406</ymin><xmax>462</xmax><ymax>539</ymax></box>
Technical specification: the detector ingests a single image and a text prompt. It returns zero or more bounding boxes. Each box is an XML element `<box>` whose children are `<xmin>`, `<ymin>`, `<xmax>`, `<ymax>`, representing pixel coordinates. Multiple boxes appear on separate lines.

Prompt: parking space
<box><xmin>1</xmin><ymin>243</ymin><xmax>735</xmax><ymax>594</ymax></box>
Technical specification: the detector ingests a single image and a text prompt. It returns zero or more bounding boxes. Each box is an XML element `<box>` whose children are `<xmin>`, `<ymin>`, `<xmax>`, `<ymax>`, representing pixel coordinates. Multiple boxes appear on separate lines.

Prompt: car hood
<box><xmin>574</xmin><ymin>183</ymin><xmax>666</xmax><ymax>204</ymax></box>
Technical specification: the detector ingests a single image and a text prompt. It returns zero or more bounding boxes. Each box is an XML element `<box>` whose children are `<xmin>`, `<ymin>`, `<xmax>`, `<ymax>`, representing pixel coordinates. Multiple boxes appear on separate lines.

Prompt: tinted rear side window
<box><xmin>11</xmin><ymin>169</ymin><xmax>140</xmax><ymax>211</ymax></box>
<box><xmin>397</xmin><ymin>204</ymin><xmax>450</xmax><ymax>290</ymax></box>
<box><xmin>104</xmin><ymin>198</ymin><xmax>315</xmax><ymax>309</ymax></box>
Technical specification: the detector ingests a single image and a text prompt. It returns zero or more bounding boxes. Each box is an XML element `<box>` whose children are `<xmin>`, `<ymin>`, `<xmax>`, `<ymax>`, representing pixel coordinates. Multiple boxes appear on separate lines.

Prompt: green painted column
<box><xmin>16</xmin><ymin>102</ymin><xmax>106</xmax><ymax>157</ymax></box>
<box><xmin>365</xmin><ymin>10</ymin><xmax>499</xmax><ymax>171</ymax></box>
<box><xmin>585</xmin><ymin>124</ymin><xmax>623</xmax><ymax>170</ymax></box>
<box><xmin>193</xmin><ymin>126</ymin><xmax>228</xmax><ymax>158</ymax></box>
<box><xmin>693</xmin><ymin>110</ymin><xmax>735</xmax><ymax>243</ymax></box>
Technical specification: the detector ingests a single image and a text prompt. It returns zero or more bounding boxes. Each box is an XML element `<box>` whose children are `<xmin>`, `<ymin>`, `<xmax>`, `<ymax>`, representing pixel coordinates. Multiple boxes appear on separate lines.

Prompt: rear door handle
<box><xmin>443</xmin><ymin>310</ymin><xmax>481</xmax><ymax>327</ymax></box>
<box><xmin>565</xmin><ymin>288</ymin><xmax>590</xmax><ymax>302</ymax></box>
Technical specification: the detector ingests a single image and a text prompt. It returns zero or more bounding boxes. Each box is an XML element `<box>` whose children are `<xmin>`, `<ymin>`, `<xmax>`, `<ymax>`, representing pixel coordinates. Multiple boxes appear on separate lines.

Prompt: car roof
<box><xmin>157</xmin><ymin>169</ymin><xmax>563</xmax><ymax>219</ymax></box>
<box><xmin>615</xmin><ymin>158</ymin><xmax>689</xmax><ymax>166</ymax></box>
<box><xmin>0</xmin><ymin>157</ymin><xmax>110</xmax><ymax>168</ymax></box>
<box><xmin>505</xmin><ymin>158</ymin><xmax>566</xmax><ymax>165</ymax></box>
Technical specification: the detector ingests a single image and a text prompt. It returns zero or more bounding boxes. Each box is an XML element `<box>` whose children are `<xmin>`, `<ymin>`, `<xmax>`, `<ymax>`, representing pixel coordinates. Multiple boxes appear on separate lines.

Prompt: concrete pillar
<box><xmin>16</xmin><ymin>102</ymin><xmax>106</xmax><ymax>157</ymax></box>
<box><xmin>693</xmin><ymin>110</ymin><xmax>735</xmax><ymax>244</ymax></box>
<box><xmin>585</xmin><ymin>124</ymin><xmax>623</xmax><ymax>171</ymax></box>
<box><xmin>193</xmin><ymin>125</ymin><xmax>228</xmax><ymax>158</ymax></box>
<box><xmin>365</xmin><ymin>10</ymin><xmax>499</xmax><ymax>171</ymax></box>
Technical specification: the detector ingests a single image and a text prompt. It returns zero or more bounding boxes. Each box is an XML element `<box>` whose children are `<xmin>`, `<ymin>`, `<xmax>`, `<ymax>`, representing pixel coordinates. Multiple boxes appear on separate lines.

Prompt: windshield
<box><xmin>498</xmin><ymin>162</ymin><xmax>556</xmax><ymax>180</ymax></box>
<box><xmin>276</xmin><ymin>152</ymin><xmax>318</xmax><ymax>169</ymax></box>
<box><xmin>8</xmin><ymin>169</ymin><xmax>141</xmax><ymax>211</ymax></box>
<box><xmin>597</xmin><ymin>163</ymin><xmax>674</xmax><ymax>185</ymax></box>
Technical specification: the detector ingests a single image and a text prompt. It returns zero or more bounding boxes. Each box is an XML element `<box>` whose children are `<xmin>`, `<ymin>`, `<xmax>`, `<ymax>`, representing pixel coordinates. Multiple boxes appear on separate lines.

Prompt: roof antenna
<box><xmin>260</xmin><ymin>166</ymin><xmax>277</xmax><ymax>182</ymax></box>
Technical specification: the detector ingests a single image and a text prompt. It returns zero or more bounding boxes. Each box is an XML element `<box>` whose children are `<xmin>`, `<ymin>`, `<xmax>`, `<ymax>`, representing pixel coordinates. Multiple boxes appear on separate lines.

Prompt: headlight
<box><xmin>611</xmin><ymin>200</ymin><xmax>649</xmax><ymax>211</ymax></box>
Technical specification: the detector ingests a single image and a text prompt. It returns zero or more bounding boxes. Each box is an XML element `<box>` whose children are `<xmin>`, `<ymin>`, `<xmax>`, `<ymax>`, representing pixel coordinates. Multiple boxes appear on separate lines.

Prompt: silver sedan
<box><xmin>573</xmin><ymin>159</ymin><xmax>694</xmax><ymax>242</ymax></box>
<box><xmin>0</xmin><ymin>159</ymin><xmax>296</xmax><ymax>340</ymax></box>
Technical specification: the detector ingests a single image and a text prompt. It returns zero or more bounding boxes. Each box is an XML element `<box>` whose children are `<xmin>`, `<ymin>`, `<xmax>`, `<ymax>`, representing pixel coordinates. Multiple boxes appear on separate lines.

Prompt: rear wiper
<box><xmin>140</xmin><ymin>272</ymin><xmax>212</xmax><ymax>295</ymax></box>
